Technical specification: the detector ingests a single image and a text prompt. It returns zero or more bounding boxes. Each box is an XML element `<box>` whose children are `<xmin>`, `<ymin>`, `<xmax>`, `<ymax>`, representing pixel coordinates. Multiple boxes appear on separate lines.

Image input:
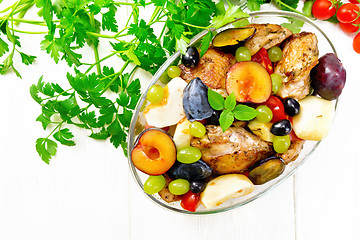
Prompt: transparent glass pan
<box><xmin>127</xmin><ymin>10</ymin><xmax>338</xmax><ymax>215</ymax></box>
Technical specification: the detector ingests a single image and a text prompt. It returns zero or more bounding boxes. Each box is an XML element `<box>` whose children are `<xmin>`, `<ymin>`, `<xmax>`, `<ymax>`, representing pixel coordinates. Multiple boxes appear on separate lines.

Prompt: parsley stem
<box><xmin>0</xmin><ymin>17</ymin><xmax>48</xmax><ymax>25</ymax></box>
<box><xmin>173</xmin><ymin>20</ymin><xmax>210</xmax><ymax>29</ymax></box>
<box><xmin>84</xmin><ymin>52</ymin><xmax>117</xmax><ymax>75</ymax></box>
<box><xmin>9</xmin><ymin>27</ymin><xmax>47</xmax><ymax>34</ymax></box>
<box><xmin>273</xmin><ymin>0</ymin><xmax>304</xmax><ymax>15</ymax></box>
<box><xmin>101</xmin><ymin>60</ymin><xmax>130</xmax><ymax>94</ymax></box>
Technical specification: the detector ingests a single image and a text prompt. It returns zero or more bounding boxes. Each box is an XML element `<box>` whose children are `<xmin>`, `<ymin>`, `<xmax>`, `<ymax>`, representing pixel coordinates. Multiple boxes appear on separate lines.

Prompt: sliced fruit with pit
<box><xmin>226</xmin><ymin>61</ymin><xmax>272</xmax><ymax>103</ymax></box>
<box><xmin>131</xmin><ymin>128</ymin><xmax>176</xmax><ymax>175</ymax></box>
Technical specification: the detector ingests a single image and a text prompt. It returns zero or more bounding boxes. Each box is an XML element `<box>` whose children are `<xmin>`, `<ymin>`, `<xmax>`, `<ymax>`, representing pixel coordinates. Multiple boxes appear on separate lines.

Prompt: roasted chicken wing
<box><xmin>191</xmin><ymin>125</ymin><xmax>274</xmax><ymax>175</ymax></box>
<box><xmin>179</xmin><ymin>48</ymin><xmax>236</xmax><ymax>89</ymax></box>
<box><xmin>244</xmin><ymin>24</ymin><xmax>293</xmax><ymax>56</ymax></box>
<box><xmin>275</xmin><ymin>32</ymin><xmax>319</xmax><ymax>100</ymax></box>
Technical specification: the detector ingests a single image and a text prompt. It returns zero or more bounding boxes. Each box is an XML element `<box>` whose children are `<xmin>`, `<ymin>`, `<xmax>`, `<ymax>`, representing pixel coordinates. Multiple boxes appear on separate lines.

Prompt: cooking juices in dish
<box><xmin>130</xmin><ymin>23</ymin><xmax>346</xmax><ymax>212</ymax></box>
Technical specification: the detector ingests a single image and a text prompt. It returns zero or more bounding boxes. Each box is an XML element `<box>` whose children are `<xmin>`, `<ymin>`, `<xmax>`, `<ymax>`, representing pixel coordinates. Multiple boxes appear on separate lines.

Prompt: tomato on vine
<box><xmin>312</xmin><ymin>0</ymin><xmax>337</xmax><ymax>20</ymax></box>
<box><xmin>348</xmin><ymin>0</ymin><xmax>360</xmax><ymax>4</ymax></box>
<box><xmin>337</xmin><ymin>3</ymin><xmax>359</xmax><ymax>23</ymax></box>
<box><xmin>353</xmin><ymin>32</ymin><xmax>360</xmax><ymax>54</ymax></box>
<box><xmin>339</xmin><ymin>18</ymin><xmax>360</xmax><ymax>33</ymax></box>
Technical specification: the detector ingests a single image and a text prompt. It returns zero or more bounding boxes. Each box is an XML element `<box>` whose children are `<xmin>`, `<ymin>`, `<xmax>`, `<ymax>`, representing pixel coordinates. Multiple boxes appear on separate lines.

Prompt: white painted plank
<box><xmin>294</xmin><ymin>22</ymin><xmax>360</xmax><ymax>240</ymax></box>
<box><xmin>129</xmin><ymin>176</ymin><xmax>295</xmax><ymax>240</ymax></box>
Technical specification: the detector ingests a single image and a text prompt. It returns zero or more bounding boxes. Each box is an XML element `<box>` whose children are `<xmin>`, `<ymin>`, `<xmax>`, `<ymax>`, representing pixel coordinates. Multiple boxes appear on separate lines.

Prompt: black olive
<box><xmin>270</xmin><ymin>119</ymin><xmax>292</xmax><ymax>136</ymax></box>
<box><xmin>182</xmin><ymin>47</ymin><xmax>200</xmax><ymax>68</ymax></box>
<box><xmin>190</xmin><ymin>179</ymin><xmax>206</xmax><ymax>194</ymax></box>
<box><xmin>283</xmin><ymin>98</ymin><xmax>300</xmax><ymax>116</ymax></box>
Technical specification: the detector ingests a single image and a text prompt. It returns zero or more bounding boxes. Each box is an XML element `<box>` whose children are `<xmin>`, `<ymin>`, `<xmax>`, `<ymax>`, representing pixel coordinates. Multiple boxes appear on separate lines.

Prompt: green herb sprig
<box><xmin>207</xmin><ymin>89</ymin><xmax>258</xmax><ymax>132</ymax></box>
<box><xmin>0</xmin><ymin>0</ymin><xmax>249</xmax><ymax>164</ymax></box>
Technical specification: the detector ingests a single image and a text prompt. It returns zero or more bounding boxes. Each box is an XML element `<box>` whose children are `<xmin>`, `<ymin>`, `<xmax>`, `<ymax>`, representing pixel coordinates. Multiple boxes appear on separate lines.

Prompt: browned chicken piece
<box><xmin>277</xmin><ymin>140</ymin><xmax>305</xmax><ymax>164</ymax></box>
<box><xmin>191</xmin><ymin>125</ymin><xmax>274</xmax><ymax>175</ymax></box>
<box><xmin>275</xmin><ymin>32</ymin><xmax>319</xmax><ymax>100</ymax></box>
<box><xmin>158</xmin><ymin>174</ymin><xmax>182</xmax><ymax>203</ymax></box>
<box><xmin>244</xmin><ymin>24</ymin><xmax>293</xmax><ymax>55</ymax></box>
<box><xmin>179</xmin><ymin>48</ymin><xmax>236</xmax><ymax>89</ymax></box>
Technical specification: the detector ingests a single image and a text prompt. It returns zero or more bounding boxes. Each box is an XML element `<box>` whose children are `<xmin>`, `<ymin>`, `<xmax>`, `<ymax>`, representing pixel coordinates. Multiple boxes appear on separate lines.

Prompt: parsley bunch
<box><xmin>0</xmin><ymin>0</ymin><xmax>248</xmax><ymax>164</ymax></box>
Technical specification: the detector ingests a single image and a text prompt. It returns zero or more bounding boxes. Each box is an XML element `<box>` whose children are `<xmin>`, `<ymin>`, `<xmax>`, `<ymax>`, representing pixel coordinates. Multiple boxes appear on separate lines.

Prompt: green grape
<box><xmin>168</xmin><ymin>179</ymin><xmax>190</xmax><ymax>195</ymax></box>
<box><xmin>144</xmin><ymin>175</ymin><xmax>166</xmax><ymax>195</ymax></box>
<box><xmin>177</xmin><ymin>146</ymin><xmax>202</xmax><ymax>164</ymax></box>
<box><xmin>271</xmin><ymin>73</ymin><xmax>283</xmax><ymax>94</ymax></box>
<box><xmin>147</xmin><ymin>84</ymin><xmax>164</xmax><ymax>104</ymax></box>
<box><xmin>268</xmin><ymin>46</ymin><xmax>283</xmax><ymax>62</ymax></box>
<box><xmin>273</xmin><ymin>135</ymin><xmax>291</xmax><ymax>153</ymax></box>
<box><xmin>159</xmin><ymin>71</ymin><xmax>171</xmax><ymax>84</ymax></box>
<box><xmin>235</xmin><ymin>46</ymin><xmax>251</xmax><ymax>62</ymax></box>
<box><xmin>167</xmin><ymin>66</ymin><xmax>182</xmax><ymax>79</ymax></box>
<box><xmin>256</xmin><ymin>105</ymin><xmax>273</xmax><ymax>123</ymax></box>
<box><xmin>190</xmin><ymin>121</ymin><xmax>206</xmax><ymax>137</ymax></box>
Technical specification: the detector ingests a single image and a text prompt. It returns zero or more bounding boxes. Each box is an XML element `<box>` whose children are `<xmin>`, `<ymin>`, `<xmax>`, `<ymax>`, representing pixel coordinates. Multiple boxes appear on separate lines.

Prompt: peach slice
<box><xmin>131</xmin><ymin>128</ymin><xmax>176</xmax><ymax>175</ymax></box>
<box><xmin>226</xmin><ymin>61</ymin><xmax>272</xmax><ymax>103</ymax></box>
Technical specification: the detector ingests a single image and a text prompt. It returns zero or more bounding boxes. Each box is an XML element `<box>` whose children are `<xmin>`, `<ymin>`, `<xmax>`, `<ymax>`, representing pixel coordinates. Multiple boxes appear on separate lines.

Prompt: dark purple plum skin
<box><xmin>167</xmin><ymin>160</ymin><xmax>212</xmax><ymax>181</ymax></box>
<box><xmin>310</xmin><ymin>53</ymin><xmax>346</xmax><ymax>100</ymax></box>
<box><xmin>183</xmin><ymin>77</ymin><xmax>214</xmax><ymax>121</ymax></box>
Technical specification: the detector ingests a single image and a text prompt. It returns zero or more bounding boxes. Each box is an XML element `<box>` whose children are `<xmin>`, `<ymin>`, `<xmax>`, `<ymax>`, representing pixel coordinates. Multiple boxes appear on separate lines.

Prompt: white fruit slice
<box><xmin>201</xmin><ymin>174</ymin><xmax>255</xmax><ymax>209</ymax></box>
<box><xmin>248</xmin><ymin>119</ymin><xmax>275</xmax><ymax>142</ymax></box>
<box><xmin>292</xmin><ymin>96</ymin><xmax>335</xmax><ymax>141</ymax></box>
<box><xmin>144</xmin><ymin>77</ymin><xmax>188</xmax><ymax>128</ymax></box>
<box><xmin>173</xmin><ymin>117</ymin><xmax>192</xmax><ymax>149</ymax></box>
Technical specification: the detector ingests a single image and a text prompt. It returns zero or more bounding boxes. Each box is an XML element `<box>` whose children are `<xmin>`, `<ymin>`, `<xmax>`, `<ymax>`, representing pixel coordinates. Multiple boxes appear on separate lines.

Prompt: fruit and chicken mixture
<box><xmin>131</xmin><ymin>23</ymin><xmax>346</xmax><ymax>212</ymax></box>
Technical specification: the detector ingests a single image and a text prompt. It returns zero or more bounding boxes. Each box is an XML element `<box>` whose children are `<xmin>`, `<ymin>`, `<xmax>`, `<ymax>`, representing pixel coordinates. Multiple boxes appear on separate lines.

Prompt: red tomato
<box><xmin>353</xmin><ymin>32</ymin><xmax>360</xmax><ymax>54</ymax></box>
<box><xmin>251</xmin><ymin>48</ymin><xmax>274</xmax><ymax>74</ymax></box>
<box><xmin>264</xmin><ymin>96</ymin><xmax>288</xmax><ymax>122</ymax></box>
<box><xmin>180</xmin><ymin>191</ymin><xmax>200</xmax><ymax>212</ymax></box>
<box><xmin>348</xmin><ymin>0</ymin><xmax>360</xmax><ymax>3</ymax></box>
<box><xmin>312</xmin><ymin>0</ymin><xmax>337</xmax><ymax>20</ymax></box>
<box><xmin>337</xmin><ymin>3</ymin><xmax>359</xmax><ymax>23</ymax></box>
<box><xmin>339</xmin><ymin>17</ymin><xmax>360</xmax><ymax>33</ymax></box>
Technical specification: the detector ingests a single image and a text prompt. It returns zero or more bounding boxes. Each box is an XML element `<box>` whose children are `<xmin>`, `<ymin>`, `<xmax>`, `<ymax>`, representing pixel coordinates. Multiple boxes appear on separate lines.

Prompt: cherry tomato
<box><xmin>251</xmin><ymin>48</ymin><xmax>274</xmax><ymax>74</ymax></box>
<box><xmin>348</xmin><ymin>0</ymin><xmax>359</xmax><ymax>4</ymax></box>
<box><xmin>353</xmin><ymin>32</ymin><xmax>360</xmax><ymax>54</ymax></box>
<box><xmin>180</xmin><ymin>191</ymin><xmax>200</xmax><ymax>212</ymax></box>
<box><xmin>264</xmin><ymin>96</ymin><xmax>288</xmax><ymax>123</ymax></box>
<box><xmin>339</xmin><ymin>17</ymin><xmax>360</xmax><ymax>33</ymax></box>
<box><xmin>312</xmin><ymin>0</ymin><xmax>337</xmax><ymax>20</ymax></box>
<box><xmin>337</xmin><ymin>3</ymin><xmax>359</xmax><ymax>23</ymax></box>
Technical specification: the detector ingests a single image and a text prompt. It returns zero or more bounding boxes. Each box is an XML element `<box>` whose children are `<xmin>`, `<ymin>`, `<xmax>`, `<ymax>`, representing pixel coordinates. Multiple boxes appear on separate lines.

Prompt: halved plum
<box><xmin>226</xmin><ymin>61</ymin><xmax>272</xmax><ymax>103</ymax></box>
<box><xmin>212</xmin><ymin>27</ymin><xmax>256</xmax><ymax>53</ymax></box>
<box><xmin>248</xmin><ymin>156</ymin><xmax>285</xmax><ymax>185</ymax></box>
<box><xmin>131</xmin><ymin>128</ymin><xmax>176</xmax><ymax>175</ymax></box>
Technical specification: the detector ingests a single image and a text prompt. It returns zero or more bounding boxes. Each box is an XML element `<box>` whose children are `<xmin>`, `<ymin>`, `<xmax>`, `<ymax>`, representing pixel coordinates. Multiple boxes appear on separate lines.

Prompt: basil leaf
<box><xmin>233</xmin><ymin>104</ymin><xmax>258</xmax><ymax>121</ymax></box>
<box><xmin>208</xmin><ymin>88</ymin><xmax>224</xmax><ymax>110</ymax></box>
<box><xmin>219</xmin><ymin>110</ymin><xmax>234</xmax><ymax>132</ymax></box>
<box><xmin>224</xmin><ymin>92</ymin><xmax>236</xmax><ymax>111</ymax></box>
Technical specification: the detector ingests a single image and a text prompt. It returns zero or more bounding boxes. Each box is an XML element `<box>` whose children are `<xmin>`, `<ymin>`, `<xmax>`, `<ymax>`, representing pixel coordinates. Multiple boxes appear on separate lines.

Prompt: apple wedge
<box><xmin>292</xmin><ymin>96</ymin><xmax>335</xmax><ymax>141</ymax></box>
<box><xmin>201</xmin><ymin>174</ymin><xmax>255</xmax><ymax>209</ymax></box>
<box><xmin>173</xmin><ymin>117</ymin><xmax>192</xmax><ymax>149</ymax></box>
<box><xmin>226</xmin><ymin>61</ymin><xmax>272</xmax><ymax>103</ymax></box>
<box><xmin>144</xmin><ymin>77</ymin><xmax>188</xmax><ymax>128</ymax></box>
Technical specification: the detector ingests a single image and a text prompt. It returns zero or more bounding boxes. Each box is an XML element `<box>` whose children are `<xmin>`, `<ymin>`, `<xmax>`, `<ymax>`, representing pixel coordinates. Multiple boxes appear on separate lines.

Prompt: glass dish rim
<box><xmin>127</xmin><ymin>10</ymin><xmax>338</xmax><ymax>215</ymax></box>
